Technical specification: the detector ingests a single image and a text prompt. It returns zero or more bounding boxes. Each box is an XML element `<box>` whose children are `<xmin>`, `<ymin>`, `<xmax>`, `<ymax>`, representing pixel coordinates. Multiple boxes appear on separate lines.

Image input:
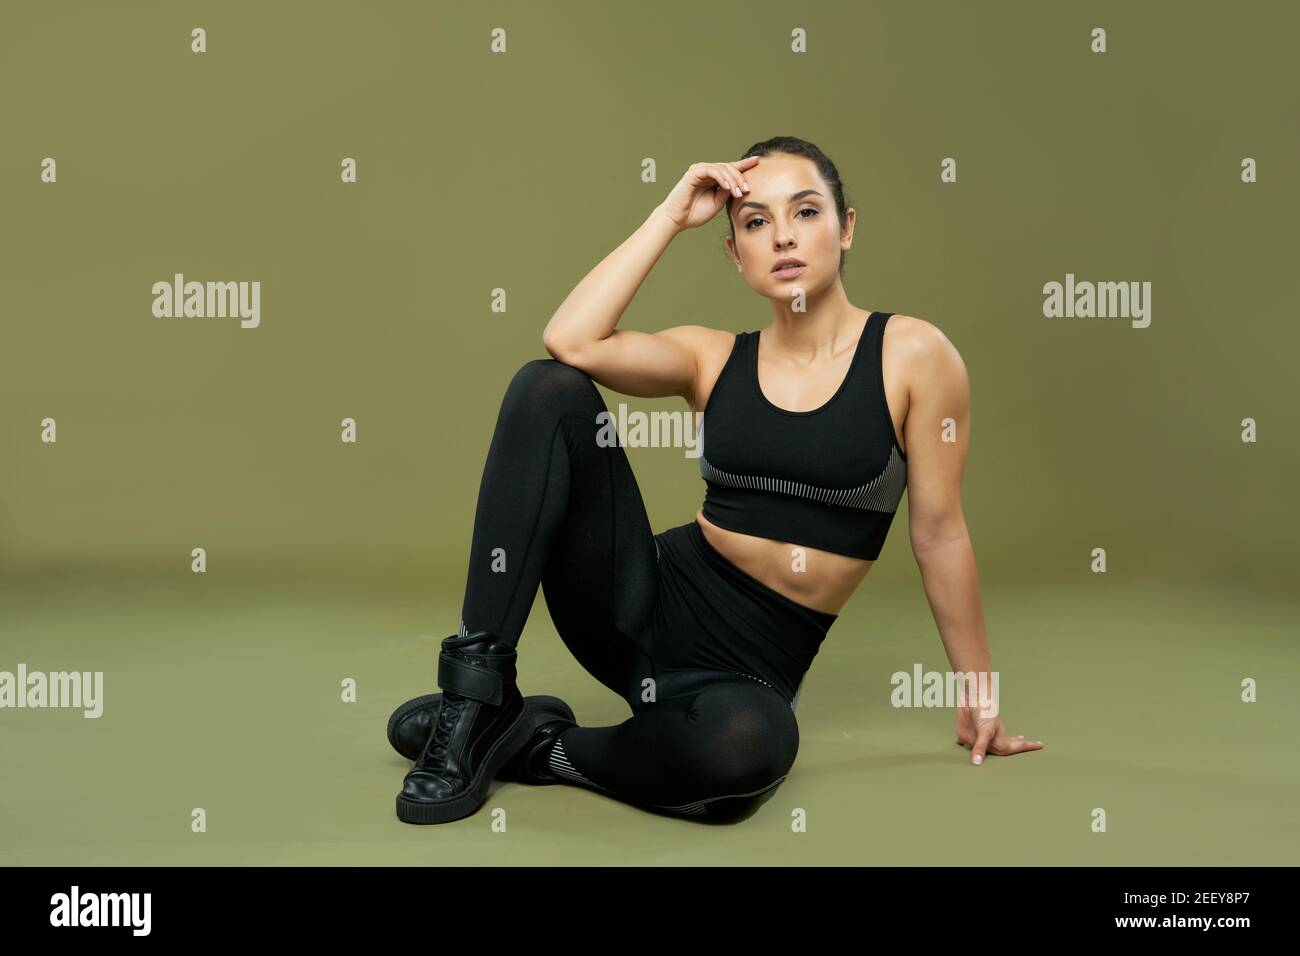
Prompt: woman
<box><xmin>392</xmin><ymin>136</ymin><xmax>1044</xmax><ymax>826</ymax></box>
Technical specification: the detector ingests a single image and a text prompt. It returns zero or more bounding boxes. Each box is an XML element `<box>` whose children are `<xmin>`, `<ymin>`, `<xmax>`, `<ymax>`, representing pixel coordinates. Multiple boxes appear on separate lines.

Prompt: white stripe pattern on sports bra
<box><xmin>700</xmin><ymin>443</ymin><xmax>907</xmax><ymax>513</ymax></box>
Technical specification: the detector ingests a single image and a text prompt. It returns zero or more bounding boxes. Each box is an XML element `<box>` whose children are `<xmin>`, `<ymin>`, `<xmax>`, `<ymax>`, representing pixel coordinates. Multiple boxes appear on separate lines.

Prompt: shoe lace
<box><xmin>421</xmin><ymin>693</ymin><xmax>466</xmax><ymax>773</ymax></box>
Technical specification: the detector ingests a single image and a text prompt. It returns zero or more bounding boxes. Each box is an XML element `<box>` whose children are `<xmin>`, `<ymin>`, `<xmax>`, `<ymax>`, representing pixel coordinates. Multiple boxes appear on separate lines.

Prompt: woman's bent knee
<box><xmin>503</xmin><ymin>358</ymin><xmax>603</xmax><ymax>417</ymax></box>
<box><xmin>512</xmin><ymin>357</ymin><xmax>597</xmax><ymax>394</ymax></box>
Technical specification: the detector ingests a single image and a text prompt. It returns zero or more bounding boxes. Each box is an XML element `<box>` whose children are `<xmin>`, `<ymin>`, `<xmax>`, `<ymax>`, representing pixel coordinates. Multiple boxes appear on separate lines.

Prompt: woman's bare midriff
<box><xmin>694</xmin><ymin>506</ymin><xmax>872</xmax><ymax>616</ymax></box>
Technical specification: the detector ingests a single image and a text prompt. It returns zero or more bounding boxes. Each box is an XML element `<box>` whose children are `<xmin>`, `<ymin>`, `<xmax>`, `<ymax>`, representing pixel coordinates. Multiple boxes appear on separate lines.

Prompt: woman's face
<box><xmin>726</xmin><ymin>153</ymin><xmax>853</xmax><ymax>300</ymax></box>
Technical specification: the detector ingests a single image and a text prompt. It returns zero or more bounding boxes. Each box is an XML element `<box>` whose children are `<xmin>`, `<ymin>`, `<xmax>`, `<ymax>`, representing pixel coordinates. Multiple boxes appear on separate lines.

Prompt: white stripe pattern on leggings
<box><xmin>644</xmin><ymin>775</ymin><xmax>787</xmax><ymax>817</ymax></box>
<box><xmin>547</xmin><ymin>737</ymin><xmax>612</xmax><ymax>792</ymax></box>
<box><xmin>732</xmin><ymin>671</ymin><xmax>799</xmax><ymax>712</ymax></box>
<box><xmin>549</xmin><ymin>713</ymin><xmax>787</xmax><ymax>818</ymax></box>
<box><xmin>554</xmin><ymin>733</ymin><xmax>785</xmax><ymax>818</ymax></box>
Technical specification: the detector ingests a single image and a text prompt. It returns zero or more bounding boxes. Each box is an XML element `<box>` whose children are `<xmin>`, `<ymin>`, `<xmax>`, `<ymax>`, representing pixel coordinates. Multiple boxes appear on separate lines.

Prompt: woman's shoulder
<box><xmin>676</xmin><ymin>326</ymin><xmax>747</xmax><ymax>415</ymax></box>
<box><xmin>659</xmin><ymin>324</ymin><xmax>743</xmax><ymax>360</ymax></box>
<box><xmin>682</xmin><ymin>324</ymin><xmax>747</xmax><ymax>359</ymax></box>
<box><xmin>883</xmin><ymin>313</ymin><xmax>969</xmax><ymax>393</ymax></box>
<box><xmin>883</xmin><ymin>312</ymin><xmax>959</xmax><ymax>355</ymax></box>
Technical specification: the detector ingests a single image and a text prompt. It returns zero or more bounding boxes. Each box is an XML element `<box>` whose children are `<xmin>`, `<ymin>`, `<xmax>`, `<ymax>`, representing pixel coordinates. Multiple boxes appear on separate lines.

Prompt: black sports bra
<box><xmin>697</xmin><ymin>311</ymin><xmax>908</xmax><ymax>560</ymax></box>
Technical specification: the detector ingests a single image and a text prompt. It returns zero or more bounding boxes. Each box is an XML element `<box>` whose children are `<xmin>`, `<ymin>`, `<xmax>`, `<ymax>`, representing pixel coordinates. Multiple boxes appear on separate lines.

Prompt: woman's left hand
<box><xmin>955</xmin><ymin>704</ymin><xmax>1044</xmax><ymax>765</ymax></box>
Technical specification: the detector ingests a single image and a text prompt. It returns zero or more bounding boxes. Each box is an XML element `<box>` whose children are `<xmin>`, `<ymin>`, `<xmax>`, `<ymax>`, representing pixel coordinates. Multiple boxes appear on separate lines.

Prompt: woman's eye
<box><xmin>745</xmin><ymin>208</ymin><xmax>818</xmax><ymax>230</ymax></box>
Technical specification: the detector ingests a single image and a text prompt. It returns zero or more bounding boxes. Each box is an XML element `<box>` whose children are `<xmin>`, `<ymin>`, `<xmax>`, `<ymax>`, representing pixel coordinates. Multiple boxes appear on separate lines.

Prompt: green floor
<box><xmin>1</xmin><ymin>571</ymin><xmax>1295</xmax><ymax>865</ymax></box>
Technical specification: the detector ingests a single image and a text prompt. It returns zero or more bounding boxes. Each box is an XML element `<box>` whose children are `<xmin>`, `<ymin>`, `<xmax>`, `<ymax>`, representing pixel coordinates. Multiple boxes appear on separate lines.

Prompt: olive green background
<box><xmin>1</xmin><ymin>1</ymin><xmax>1296</xmax><ymax>865</ymax></box>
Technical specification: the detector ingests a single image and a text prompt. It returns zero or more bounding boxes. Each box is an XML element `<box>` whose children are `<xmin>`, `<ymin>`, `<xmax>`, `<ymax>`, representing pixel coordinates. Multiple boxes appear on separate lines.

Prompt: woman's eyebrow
<box><xmin>738</xmin><ymin>189</ymin><xmax>823</xmax><ymax>212</ymax></box>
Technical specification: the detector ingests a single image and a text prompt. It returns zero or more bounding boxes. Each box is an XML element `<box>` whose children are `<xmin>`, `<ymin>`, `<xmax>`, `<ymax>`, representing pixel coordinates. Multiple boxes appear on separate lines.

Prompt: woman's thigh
<box><xmin>501</xmin><ymin>360</ymin><xmax>660</xmax><ymax>704</ymax></box>
<box><xmin>560</xmin><ymin>672</ymin><xmax>802</xmax><ymax>821</ymax></box>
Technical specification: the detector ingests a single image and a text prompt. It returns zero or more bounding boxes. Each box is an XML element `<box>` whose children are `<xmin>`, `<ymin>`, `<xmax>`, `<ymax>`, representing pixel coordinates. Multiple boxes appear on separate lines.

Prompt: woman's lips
<box><xmin>772</xmin><ymin>264</ymin><xmax>807</xmax><ymax>278</ymax></box>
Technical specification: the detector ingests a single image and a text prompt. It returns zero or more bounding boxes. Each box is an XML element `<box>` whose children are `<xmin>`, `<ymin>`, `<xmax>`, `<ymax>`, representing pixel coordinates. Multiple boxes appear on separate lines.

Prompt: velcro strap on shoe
<box><xmin>438</xmin><ymin>653</ymin><xmax>504</xmax><ymax>705</ymax></box>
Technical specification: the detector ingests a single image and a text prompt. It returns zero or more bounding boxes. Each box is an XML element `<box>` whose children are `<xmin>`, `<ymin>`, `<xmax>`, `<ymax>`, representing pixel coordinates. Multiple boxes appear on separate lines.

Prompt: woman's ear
<box><xmin>725</xmin><ymin>237</ymin><xmax>742</xmax><ymax>271</ymax></box>
<box><xmin>839</xmin><ymin>206</ymin><xmax>857</xmax><ymax>252</ymax></box>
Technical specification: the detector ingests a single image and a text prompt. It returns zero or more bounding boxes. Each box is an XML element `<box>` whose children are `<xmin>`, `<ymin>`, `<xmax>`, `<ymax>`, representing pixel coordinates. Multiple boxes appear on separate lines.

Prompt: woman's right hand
<box><xmin>656</xmin><ymin>157</ymin><xmax>761</xmax><ymax>233</ymax></box>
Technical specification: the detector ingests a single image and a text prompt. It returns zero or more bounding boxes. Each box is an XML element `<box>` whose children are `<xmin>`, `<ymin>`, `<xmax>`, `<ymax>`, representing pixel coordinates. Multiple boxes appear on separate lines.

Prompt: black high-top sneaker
<box><xmin>387</xmin><ymin>693</ymin><xmax>574</xmax><ymax>771</ymax></box>
<box><xmin>395</xmin><ymin>631</ymin><xmax>534</xmax><ymax>824</ymax></box>
<box><xmin>389</xmin><ymin>693</ymin><xmax>577</xmax><ymax>785</ymax></box>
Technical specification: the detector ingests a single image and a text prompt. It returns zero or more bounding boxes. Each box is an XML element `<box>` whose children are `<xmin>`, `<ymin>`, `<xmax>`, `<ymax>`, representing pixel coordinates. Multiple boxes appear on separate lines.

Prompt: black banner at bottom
<box><xmin>0</xmin><ymin>865</ymin><xmax>1288</xmax><ymax>940</ymax></box>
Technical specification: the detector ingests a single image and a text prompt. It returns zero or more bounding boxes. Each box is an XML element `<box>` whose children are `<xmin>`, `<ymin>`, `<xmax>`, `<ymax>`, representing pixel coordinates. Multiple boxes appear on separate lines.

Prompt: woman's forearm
<box><xmin>542</xmin><ymin>205</ymin><xmax>682</xmax><ymax>355</ymax></box>
<box><xmin>913</xmin><ymin>533</ymin><xmax>993</xmax><ymax>681</ymax></box>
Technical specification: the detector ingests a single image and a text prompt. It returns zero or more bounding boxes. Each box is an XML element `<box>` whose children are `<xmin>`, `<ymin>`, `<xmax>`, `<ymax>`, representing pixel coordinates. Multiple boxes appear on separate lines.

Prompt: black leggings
<box><xmin>456</xmin><ymin>359</ymin><xmax>838</xmax><ymax>822</ymax></box>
